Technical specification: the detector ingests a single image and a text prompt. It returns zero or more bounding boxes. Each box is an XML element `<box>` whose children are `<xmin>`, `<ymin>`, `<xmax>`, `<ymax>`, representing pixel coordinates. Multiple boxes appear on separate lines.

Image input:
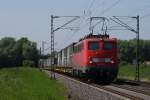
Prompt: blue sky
<box><xmin>0</xmin><ymin>0</ymin><xmax>150</xmax><ymax>52</ymax></box>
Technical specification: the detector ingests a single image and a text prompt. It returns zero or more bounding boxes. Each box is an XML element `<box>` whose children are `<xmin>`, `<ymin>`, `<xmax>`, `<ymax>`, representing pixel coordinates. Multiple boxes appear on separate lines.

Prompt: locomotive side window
<box><xmin>103</xmin><ymin>42</ymin><xmax>113</xmax><ymax>50</ymax></box>
<box><xmin>88</xmin><ymin>42</ymin><xmax>99</xmax><ymax>50</ymax></box>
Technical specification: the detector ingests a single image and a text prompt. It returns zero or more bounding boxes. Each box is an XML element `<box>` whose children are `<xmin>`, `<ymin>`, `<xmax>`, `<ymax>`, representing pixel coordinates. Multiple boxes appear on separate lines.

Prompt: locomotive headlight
<box><xmin>111</xmin><ymin>59</ymin><xmax>115</xmax><ymax>64</ymax></box>
<box><xmin>88</xmin><ymin>57</ymin><xmax>93</xmax><ymax>63</ymax></box>
<box><xmin>92</xmin><ymin>58</ymin><xmax>100</xmax><ymax>63</ymax></box>
<box><xmin>89</xmin><ymin>57</ymin><xmax>113</xmax><ymax>63</ymax></box>
<box><xmin>89</xmin><ymin>61</ymin><xmax>93</xmax><ymax>64</ymax></box>
<box><xmin>105</xmin><ymin>58</ymin><xmax>111</xmax><ymax>62</ymax></box>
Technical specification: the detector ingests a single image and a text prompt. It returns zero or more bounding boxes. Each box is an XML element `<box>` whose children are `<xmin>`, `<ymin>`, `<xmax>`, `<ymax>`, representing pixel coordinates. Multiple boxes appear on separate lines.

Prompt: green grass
<box><xmin>0</xmin><ymin>67</ymin><xmax>66</xmax><ymax>100</ymax></box>
<box><xmin>118</xmin><ymin>64</ymin><xmax>150</xmax><ymax>81</ymax></box>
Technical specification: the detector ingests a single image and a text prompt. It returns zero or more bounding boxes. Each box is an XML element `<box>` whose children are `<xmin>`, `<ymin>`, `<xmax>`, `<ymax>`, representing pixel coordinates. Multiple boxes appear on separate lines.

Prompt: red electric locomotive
<box><xmin>71</xmin><ymin>33</ymin><xmax>118</xmax><ymax>82</ymax></box>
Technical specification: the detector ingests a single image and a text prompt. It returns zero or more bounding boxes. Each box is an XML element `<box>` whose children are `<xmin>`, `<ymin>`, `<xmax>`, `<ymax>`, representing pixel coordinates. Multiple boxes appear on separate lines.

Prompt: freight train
<box><xmin>43</xmin><ymin>33</ymin><xmax>118</xmax><ymax>83</ymax></box>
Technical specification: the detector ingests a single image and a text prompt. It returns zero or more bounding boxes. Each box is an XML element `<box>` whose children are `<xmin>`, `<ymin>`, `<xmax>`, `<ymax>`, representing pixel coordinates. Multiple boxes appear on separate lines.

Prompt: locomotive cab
<box><xmin>87</xmin><ymin>39</ymin><xmax>117</xmax><ymax>65</ymax></box>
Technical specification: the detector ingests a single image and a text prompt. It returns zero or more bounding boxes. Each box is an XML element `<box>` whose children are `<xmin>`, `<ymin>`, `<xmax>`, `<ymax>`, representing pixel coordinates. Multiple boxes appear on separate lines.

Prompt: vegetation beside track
<box><xmin>118</xmin><ymin>64</ymin><xmax>150</xmax><ymax>81</ymax></box>
<box><xmin>0</xmin><ymin>67</ymin><xmax>66</xmax><ymax>100</ymax></box>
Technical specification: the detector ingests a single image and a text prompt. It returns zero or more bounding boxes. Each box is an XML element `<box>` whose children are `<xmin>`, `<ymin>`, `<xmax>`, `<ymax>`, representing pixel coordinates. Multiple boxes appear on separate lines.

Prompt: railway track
<box><xmin>112</xmin><ymin>81</ymin><xmax>150</xmax><ymax>96</ymax></box>
<box><xmin>44</xmin><ymin>69</ymin><xmax>150</xmax><ymax>100</ymax></box>
<box><xmin>116</xmin><ymin>78</ymin><xmax>150</xmax><ymax>88</ymax></box>
<box><xmin>92</xmin><ymin>84</ymin><xmax>144</xmax><ymax>100</ymax></box>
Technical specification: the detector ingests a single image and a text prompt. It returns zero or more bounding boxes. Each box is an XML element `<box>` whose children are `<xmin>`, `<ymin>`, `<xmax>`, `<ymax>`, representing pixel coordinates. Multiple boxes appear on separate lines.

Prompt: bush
<box><xmin>23</xmin><ymin>60</ymin><xmax>34</xmax><ymax>67</ymax></box>
<box><xmin>119</xmin><ymin>61</ymin><xmax>128</xmax><ymax>66</ymax></box>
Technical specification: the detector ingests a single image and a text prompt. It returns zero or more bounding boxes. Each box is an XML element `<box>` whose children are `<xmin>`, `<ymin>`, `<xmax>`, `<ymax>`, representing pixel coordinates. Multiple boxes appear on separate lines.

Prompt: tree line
<box><xmin>118</xmin><ymin>39</ymin><xmax>150</xmax><ymax>64</ymax></box>
<box><xmin>0</xmin><ymin>37</ymin><xmax>39</xmax><ymax>67</ymax></box>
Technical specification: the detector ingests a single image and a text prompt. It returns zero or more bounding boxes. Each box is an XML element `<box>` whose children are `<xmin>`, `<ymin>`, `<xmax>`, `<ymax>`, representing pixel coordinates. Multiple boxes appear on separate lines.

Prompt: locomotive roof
<box><xmin>78</xmin><ymin>33</ymin><xmax>116</xmax><ymax>42</ymax></box>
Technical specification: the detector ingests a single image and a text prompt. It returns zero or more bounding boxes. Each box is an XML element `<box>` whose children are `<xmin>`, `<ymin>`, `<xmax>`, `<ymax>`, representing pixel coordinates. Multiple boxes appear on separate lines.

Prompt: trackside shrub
<box><xmin>23</xmin><ymin>60</ymin><xmax>34</xmax><ymax>67</ymax></box>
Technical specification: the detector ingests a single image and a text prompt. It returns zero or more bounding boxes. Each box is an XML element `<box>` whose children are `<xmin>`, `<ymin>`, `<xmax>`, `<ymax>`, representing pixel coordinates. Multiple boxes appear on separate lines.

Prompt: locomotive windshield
<box><xmin>88</xmin><ymin>42</ymin><xmax>99</xmax><ymax>50</ymax></box>
<box><xmin>103</xmin><ymin>42</ymin><xmax>113</xmax><ymax>50</ymax></box>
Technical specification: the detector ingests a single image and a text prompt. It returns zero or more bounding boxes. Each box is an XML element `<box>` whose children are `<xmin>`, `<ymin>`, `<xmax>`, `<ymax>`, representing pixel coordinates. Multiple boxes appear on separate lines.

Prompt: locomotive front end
<box><xmin>84</xmin><ymin>37</ymin><xmax>118</xmax><ymax>82</ymax></box>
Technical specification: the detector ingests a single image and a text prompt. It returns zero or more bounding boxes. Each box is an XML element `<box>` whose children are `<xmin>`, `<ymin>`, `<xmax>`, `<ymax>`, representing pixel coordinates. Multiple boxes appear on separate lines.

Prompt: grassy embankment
<box><xmin>118</xmin><ymin>64</ymin><xmax>150</xmax><ymax>81</ymax></box>
<box><xmin>0</xmin><ymin>67</ymin><xmax>66</xmax><ymax>100</ymax></box>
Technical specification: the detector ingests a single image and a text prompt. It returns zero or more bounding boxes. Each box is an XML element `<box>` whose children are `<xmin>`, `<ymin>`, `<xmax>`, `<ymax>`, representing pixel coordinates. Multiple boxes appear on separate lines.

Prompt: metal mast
<box><xmin>50</xmin><ymin>15</ymin><xmax>80</xmax><ymax>79</ymax></box>
<box><xmin>51</xmin><ymin>15</ymin><xmax>55</xmax><ymax>79</ymax></box>
<box><xmin>136</xmin><ymin>16</ymin><xmax>140</xmax><ymax>81</ymax></box>
<box><xmin>110</xmin><ymin>16</ymin><xmax>140</xmax><ymax>81</ymax></box>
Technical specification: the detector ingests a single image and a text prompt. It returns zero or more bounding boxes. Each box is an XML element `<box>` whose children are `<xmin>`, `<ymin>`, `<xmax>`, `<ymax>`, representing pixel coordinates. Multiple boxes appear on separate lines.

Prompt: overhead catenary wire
<box><xmin>141</xmin><ymin>13</ymin><xmax>150</xmax><ymax>19</ymax></box>
<box><xmin>127</xmin><ymin>4</ymin><xmax>150</xmax><ymax>16</ymax></box>
<box><xmin>57</xmin><ymin>20</ymin><xmax>90</xmax><ymax>49</ymax></box>
<box><xmin>83</xmin><ymin>0</ymin><xmax>122</xmax><ymax>35</ymax></box>
<box><xmin>110</xmin><ymin>13</ymin><xmax>150</xmax><ymax>29</ymax></box>
<box><xmin>86</xmin><ymin>0</ymin><xmax>97</xmax><ymax>15</ymax></box>
<box><xmin>97</xmin><ymin>0</ymin><xmax>121</xmax><ymax>16</ymax></box>
<box><xmin>92</xmin><ymin>0</ymin><xmax>150</xmax><ymax>32</ymax></box>
<box><xmin>122</xmin><ymin>4</ymin><xmax>150</xmax><ymax>24</ymax></box>
<box><xmin>90</xmin><ymin>0</ymin><xmax>105</xmax><ymax>16</ymax></box>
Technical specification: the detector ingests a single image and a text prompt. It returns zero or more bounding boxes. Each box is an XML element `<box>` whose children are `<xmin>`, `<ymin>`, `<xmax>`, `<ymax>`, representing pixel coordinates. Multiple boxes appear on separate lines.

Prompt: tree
<box><xmin>0</xmin><ymin>37</ymin><xmax>17</xmax><ymax>67</ymax></box>
<box><xmin>17</xmin><ymin>37</ymin><xmax>39</xmax><ymax>67</ymax></box>
<box><xmin>0</xmin><ymin>37</ymin><xmax>39</xmax><ymax>67</ymax></box>
<box><xmin>118</xmin><ymin>39</ymin><xmax>150</xmax><ymax>64</ymax></box>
